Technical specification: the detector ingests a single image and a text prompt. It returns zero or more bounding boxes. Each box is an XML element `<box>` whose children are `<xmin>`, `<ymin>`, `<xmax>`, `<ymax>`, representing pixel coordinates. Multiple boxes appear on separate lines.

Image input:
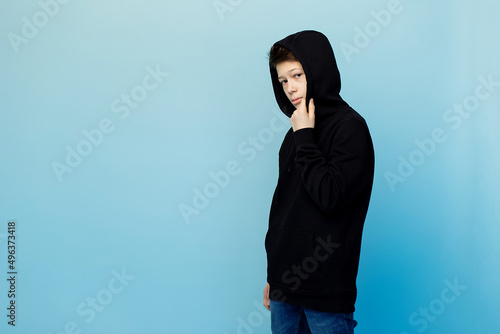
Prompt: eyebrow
<box><xmin>277</xmin><ymin>68</ymin><xmax>301</xmax><ymax>80</ymax></box>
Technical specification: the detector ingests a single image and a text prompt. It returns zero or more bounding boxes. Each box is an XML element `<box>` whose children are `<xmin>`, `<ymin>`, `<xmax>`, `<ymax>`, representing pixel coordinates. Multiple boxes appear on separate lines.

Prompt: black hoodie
<box><xmin>265</xmin><ymin>30</ymin><xmax>374</xmax><ymax>313</ymax></box>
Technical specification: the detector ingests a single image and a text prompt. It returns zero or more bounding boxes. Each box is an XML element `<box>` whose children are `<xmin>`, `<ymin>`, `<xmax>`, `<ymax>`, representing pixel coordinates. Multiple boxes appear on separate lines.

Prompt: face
<box><xmin>276</xmin><ymin>60</ymin><xmax>307</xmax><ymax>107</ymax></box>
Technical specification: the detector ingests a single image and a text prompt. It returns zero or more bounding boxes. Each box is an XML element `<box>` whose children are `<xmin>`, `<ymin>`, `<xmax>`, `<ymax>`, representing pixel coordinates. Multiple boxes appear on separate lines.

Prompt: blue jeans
<box><xmin>270</xmin><ymin>300</ymin><xmax>357</xmax><ymax>334</ymax></box>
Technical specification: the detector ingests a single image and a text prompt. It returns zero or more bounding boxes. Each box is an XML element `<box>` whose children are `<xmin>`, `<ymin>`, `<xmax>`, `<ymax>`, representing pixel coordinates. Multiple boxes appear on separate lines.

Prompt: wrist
<box><xmin>293</xmin><ymin>127</ymin><xmax>315</xmax><ymax>145</ymax></box>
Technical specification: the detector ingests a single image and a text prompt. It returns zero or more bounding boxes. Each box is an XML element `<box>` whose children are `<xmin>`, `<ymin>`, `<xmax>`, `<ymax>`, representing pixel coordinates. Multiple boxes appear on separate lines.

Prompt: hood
<box><xmin>269</xmin><ymin>30</ymin><xmax>348</xmax><ymax>119</ymax></box>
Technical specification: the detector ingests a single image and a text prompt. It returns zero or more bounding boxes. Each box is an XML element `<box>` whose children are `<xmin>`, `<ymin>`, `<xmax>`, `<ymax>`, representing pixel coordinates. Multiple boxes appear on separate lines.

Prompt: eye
<box><xmin>294</xmin><ymin>73</ymin><xmax>302</xmax><ymax>78</ymax></box>
<box><xmin>280</xmin><ymin>79</ymin><xmax>287</xmax><ymax>86</ymax></box>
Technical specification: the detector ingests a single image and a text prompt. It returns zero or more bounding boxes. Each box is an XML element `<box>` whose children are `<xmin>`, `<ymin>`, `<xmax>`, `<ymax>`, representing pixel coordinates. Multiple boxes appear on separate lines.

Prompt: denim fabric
<box><xmin>270</xmin><ymin>300</ymin><xmax>357</xmax><ymax>334</ymax></box>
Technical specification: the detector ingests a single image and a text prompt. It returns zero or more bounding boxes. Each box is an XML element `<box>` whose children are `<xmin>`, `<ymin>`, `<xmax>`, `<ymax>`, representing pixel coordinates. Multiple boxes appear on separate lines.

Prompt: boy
<box><xmin>263</xmin><ymin>30</ymin><xmax>375</xmax><ymax>333</ymax></box>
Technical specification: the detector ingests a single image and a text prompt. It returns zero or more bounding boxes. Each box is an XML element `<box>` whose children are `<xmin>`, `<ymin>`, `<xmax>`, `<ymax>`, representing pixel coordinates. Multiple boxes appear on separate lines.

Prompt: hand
<box><xmin>263</xmin><ymin>283</ymin><xmax>270</xmax><ymax>311</ymax></box>
<box><xmin>290</xmin><ymin>98</ymin><xmax>315</xmax><ymax>132</ymax></box>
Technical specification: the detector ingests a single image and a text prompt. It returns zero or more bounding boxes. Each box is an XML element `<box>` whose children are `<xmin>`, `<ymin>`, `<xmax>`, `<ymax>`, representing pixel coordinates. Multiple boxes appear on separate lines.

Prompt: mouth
<box><xmin>291</xmin><ymin>97</ymin><xmax>302</xmax><ymax>105</ymax></box>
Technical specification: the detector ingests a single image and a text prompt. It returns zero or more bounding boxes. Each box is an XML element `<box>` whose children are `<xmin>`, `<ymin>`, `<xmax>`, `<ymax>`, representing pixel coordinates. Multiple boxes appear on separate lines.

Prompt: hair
<box><xmin>268</xmin><ymin>45</ymin><xmax>298</xmax><ymax>70</ymax></box>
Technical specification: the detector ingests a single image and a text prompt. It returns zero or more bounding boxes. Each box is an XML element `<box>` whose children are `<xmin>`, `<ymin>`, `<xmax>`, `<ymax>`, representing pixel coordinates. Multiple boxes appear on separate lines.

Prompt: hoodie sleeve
<box><xmin>293</xmin><ymin>118</ymin><xmax>374</xmax><ymax>213</ymax></box>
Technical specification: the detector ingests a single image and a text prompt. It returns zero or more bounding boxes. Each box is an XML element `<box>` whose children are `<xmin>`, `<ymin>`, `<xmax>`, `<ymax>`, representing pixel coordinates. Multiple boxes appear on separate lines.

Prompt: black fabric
<box><xmin>265</xmin><ymin>30</ymin><xmax>375</xmax><ymax>313</ymax></box>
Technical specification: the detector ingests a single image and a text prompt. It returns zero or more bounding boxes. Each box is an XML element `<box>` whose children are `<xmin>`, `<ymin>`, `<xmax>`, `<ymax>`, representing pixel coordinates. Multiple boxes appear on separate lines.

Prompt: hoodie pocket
<box><xmin>265</xmin><ymin>226</ymin><xmax>326</xmax><ymax>292</ymax></box>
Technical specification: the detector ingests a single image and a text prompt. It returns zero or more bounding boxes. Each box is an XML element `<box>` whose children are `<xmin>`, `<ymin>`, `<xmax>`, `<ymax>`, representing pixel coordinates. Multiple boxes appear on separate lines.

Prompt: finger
<box><xmin>298</xmin><ymin>96</ymin><xmax>307</xmax><ymax>111</ymax></box>
<box><xmin>263</xmin><ymin>296</ymin><xmax>270</xmax><ymax>310</ymax></box>
<box><xmin>308</xmin><ymin>98</ymin><xmax>315</xmax><ymax>118</ymax></box>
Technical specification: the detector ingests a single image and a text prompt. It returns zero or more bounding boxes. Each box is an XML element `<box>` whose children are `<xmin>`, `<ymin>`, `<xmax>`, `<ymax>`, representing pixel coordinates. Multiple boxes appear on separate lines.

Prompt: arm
<box><xmin>294</xmin><ymin>118</ymin><xmax>374</xmax><ymax>213</ymax></box>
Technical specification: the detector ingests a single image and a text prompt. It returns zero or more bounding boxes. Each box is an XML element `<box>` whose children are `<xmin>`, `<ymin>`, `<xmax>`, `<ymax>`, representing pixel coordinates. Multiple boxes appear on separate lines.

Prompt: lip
<box><xmin>291</xmin><ymin>97</ymin><xmax>302</xmax><ymax>105</ymax></box>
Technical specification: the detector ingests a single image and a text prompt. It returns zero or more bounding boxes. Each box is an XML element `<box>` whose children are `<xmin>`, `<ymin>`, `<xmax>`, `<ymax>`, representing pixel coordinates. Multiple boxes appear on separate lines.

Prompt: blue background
<box><xmin>1</xmin><ymin>0</ymin><xmax>499</xmax><ymax>333</ymax></box>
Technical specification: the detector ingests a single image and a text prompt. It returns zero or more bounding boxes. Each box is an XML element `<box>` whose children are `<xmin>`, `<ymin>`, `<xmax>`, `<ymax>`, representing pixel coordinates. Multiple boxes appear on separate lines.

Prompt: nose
<box><xmin>287</xmin><ymin>82</ymin><xmax>297</xmax><ymax>96</ymax></box>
